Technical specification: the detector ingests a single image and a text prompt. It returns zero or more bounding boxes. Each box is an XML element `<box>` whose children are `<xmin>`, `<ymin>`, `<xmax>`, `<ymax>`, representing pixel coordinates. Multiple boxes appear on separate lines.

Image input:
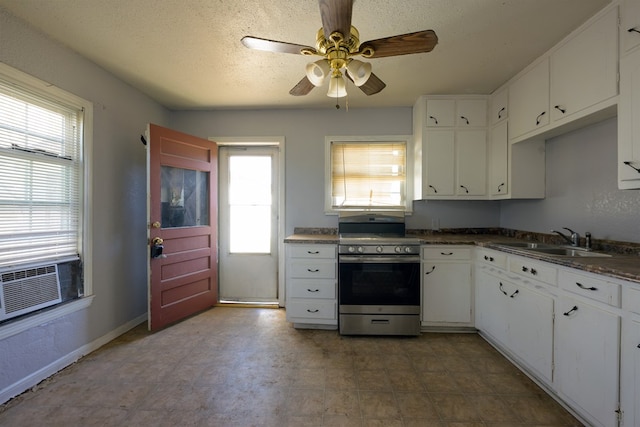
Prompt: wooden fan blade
<box><xmin>360</xmin><ymin>30</ymin><xmax>438</xmax><ymax>58</ymax></box>
<box><xmin>318</xmin><ymin>0</ymin><xmax>353</xmax><ymax>40</ymax></box>
<box><xmin>357</xmin><ymin>73</ymin><xmax>386</xmax><ymax>96</ymax></box>
<box><xmin>241</xmin><ymin>36</ymin><xmax>315</xmax><ymax>55</ymax></box>
<box><xmin>289</xmin><ymin>76</ymin><xmax>316</xmax><ymax>96</ymax></box>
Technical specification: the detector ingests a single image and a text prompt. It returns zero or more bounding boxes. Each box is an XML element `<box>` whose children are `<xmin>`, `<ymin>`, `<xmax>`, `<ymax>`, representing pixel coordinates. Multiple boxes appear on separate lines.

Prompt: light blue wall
<box><xmin>0</xmin><ymin>7</ymin><xmax>169</xmax><ymax>400</ymax></box>
<box><xmin>501</xmin><ymin>117</ymin><xmax>640</xmax><ymax>243</ymax></box>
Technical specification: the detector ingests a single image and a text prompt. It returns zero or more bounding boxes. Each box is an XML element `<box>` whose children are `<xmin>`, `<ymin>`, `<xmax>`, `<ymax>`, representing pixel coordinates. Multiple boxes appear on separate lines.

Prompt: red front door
<box><xmin>147</xmin><ymin>124</ymin><xmax>218</xmax><ymax>331</ymax></box>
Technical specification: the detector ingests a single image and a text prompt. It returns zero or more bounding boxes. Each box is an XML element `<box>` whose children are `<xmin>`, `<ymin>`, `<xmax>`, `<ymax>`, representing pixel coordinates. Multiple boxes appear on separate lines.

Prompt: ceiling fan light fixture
<box><xmin>305</xmin><ymin>60</ymin><xmax>331</xmax><ymax>86</ymax></box>
<box><xmin>346</xmin><ymin>60</ymin><xmax>372</xmax><ymax>86</ymax></box>
<box><xmin>327</xmin><ymin>73</ymin><xmax>347</xmax><ymax>98</ymax></box>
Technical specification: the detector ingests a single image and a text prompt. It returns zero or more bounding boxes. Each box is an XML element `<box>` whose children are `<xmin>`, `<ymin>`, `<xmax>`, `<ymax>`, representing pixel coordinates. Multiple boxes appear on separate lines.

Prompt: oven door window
<box><xmin>339</xmin><ymin>261</ymin><xmax>420</xmax><ymax>306</ymax></box>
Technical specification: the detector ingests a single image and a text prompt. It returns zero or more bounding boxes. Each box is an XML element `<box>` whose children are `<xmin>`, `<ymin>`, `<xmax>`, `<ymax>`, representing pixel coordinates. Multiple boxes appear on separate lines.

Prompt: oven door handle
<box><xmin>339</xmin><ymin>256</ymin><xmax>420</xmax><ymax>263</ymax></box>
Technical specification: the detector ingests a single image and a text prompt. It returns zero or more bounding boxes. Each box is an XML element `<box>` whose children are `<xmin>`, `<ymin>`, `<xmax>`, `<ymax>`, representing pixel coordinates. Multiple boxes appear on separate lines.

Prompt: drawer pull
<box><xmin>530</xmin><ymin>268</ymin><xmax>537</xmax><ymax>275</ymax></box>
<box><xmin>637</xmin><ymin>343</ymin><xmax>640</xmax><ymax>349</ymax></box>
<box><xmin>440</xmin><ymin>252</ymin><xmax>453</xmax><ymax>256</ymax></box>
<box><xmin>307</xmin><ymin>289</ymin><xmax>320</xmax><ymax>292</ymax></box>
<box><xmin>424</xmin><ymin>266</ymin><xmax>436</xmax><ymax>275</ymax></box>
<box><xmin>484</xmin><ymin>255</ymin><xmax>494</xmax><ymax>262</ymax></box>
<box><xmin>576</xmin><ymin>282</ymin><xmax>597</xmax><ymax>291</ymax></box>
<box><xmin>522</xmin><ymin>266</ymin><xmax>528</xmax><ymax>272</ymax></box>
<box><xmin>307</xmin><ymin>268</ymin><xmax>319</xmax><ymax>272</ymax></box>
<box><xmin>371</xmin><ymin>319</ymin><xmax>390</xmax><ymax>324</ymax></box>
<box><xmin>522</xmin><ymin>266</ymin><xmax>537</xmax><ymax>275</ymax></box>
<box><xmin>306</xmin><ymin>309</ymin><xmax>319</xmax><ymax>313</ymax></box>
<box><xmin>509</xmin><ymin>289</ymin><xmax>519</xmax><ymax>298</ymax></box>
<box><xmin>563</xmin><ymin>305</ymin><xmax>579</xmax><ymax>316</ymax></box>
<box><xmin>499</xmin><ymin>282</ymin><xmax>508</xmax><ymax>296</ymax></box>
<box><xmin>307</xmin><ymin>250</ymin><xmax>320</xmax><ymax>254</ymax></box>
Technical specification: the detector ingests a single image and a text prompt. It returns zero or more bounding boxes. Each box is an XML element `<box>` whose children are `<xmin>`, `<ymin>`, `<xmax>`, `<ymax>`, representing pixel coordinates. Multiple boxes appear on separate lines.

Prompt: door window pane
<box><xmin>161</xmin><ymin>166</ymin><xmax>209</xmax><ymax>228</ymax></box>
<box><xmin>228</xmin><ymin>156</ymin><xmax>271</xmax><ymax>253</ymax></box>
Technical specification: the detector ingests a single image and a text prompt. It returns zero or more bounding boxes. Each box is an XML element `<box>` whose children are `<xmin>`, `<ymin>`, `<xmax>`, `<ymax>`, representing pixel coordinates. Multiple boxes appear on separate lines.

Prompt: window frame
<box><xmin>0</xmin><ymin>64</ymin><xmax>93</xmax><ymax>297</ymax></box>
<box><xmin>324</xmin><ymin>135</ymin><xmax>413</xmax><ymax>214</ymax></box>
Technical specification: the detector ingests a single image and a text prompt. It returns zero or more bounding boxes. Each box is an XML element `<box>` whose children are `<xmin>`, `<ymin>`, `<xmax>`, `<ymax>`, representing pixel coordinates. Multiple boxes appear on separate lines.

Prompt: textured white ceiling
<box><xmin>0</xmin><ymin>0</ymin><xmax>612</xmax><ymax>110</ymax></box>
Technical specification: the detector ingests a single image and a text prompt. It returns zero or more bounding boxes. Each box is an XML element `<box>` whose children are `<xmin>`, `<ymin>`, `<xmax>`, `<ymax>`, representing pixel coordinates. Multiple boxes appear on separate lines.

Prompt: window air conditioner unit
<box><xmin>0</xmin><ymin>264</ymin><xmax>62</xmax><ymax>321</ymax></box>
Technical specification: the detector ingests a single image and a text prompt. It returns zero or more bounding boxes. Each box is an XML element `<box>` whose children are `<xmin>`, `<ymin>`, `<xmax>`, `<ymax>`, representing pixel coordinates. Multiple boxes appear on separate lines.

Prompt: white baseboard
<box><xmin>0</xmin><ymin>312</ymin><xmax>147</xmax><ymax>405</ymax></box>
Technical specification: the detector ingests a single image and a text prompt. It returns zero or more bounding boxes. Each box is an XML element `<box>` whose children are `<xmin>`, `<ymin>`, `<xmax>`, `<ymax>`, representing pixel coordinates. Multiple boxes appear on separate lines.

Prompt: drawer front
<box><xmin>559</xmin><ymin>269</ymin><xmax>620</xmax><ymax>307</ymax></box>
<box><xmin>290</xmin><ymin>260</ymin><xmax>336</xmax><ymax>279</ymax></box>
<box><xmin>475</xmin><ymin>248</ymin><xmax>508</xmax><ymax>269</ymax></box>
<box><xmin>288</xmin><ymin>244</ymin><xmax>336</xmax><ymax>259</ymax></box>
<box><xmin>287</xmin><ymin>300</ymin><xmax>336</xmax><ymax>320</ymax></box>
<box><xmin>422</xmin><ymin>246</ymin><xmax>472</xmax><ymax>261</ymax></box>
<box><xmin>288</xmin><ymin>279</ymin><xmax>336</xmax><ymax>299</ymax></box>
<box><xmin>622</xmin><ymin>286</ymin><xmax>640</xmax><ymax>314</ymax></box>
<box><xmin>508</xmin><ymin>256</ymin><xmax>557</xmax><ymax>285</ymax></box>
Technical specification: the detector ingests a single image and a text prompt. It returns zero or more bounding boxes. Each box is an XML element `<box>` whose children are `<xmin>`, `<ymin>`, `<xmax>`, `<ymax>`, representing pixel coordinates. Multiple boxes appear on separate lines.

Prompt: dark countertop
<box><xmin>285</xmin><ymin>232</ymin><xmax>640</xmax><ymax>285</ymax></box>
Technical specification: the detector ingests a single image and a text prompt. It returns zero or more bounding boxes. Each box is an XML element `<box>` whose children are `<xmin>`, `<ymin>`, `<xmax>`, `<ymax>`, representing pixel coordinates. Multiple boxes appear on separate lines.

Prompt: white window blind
<box><xmin>0</xmin><ymin>80</ymin><xmax>82</xmax><ymax>268</ymax></box>
<box><xmin>330</xmin><ymin>141</ymin><xmax>406</xmax><ymax>209</ymax></box>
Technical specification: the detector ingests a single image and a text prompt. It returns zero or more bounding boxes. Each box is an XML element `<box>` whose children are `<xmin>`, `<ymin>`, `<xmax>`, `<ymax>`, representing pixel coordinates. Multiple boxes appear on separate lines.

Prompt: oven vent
<box><xmin>0</xmin><ymin>264</ymin><xmax>62</xmax><ymax>321</ymax></box>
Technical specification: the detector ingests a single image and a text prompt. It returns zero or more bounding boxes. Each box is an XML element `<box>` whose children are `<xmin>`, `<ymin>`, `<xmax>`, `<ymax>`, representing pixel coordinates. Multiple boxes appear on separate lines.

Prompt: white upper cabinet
<box><xmin>490</xmin><ymin>87</ymin><xmax>508</xmax><ymax>125</ymax></box>
<box><xmin>618</xmin><ymin>50</ymin><xmax>640</xmax><ymax>189</ymax></box>
<box><xmin>456</xmin><ymin>99</ymin><xmax>487</xmax><ymax>127</ymax></box>
<box><xmin>489</xmin><ymin>121</ymin><xmax>508</xmax><ymax>197</ymax></box>
<box><xmin>456</xmin><ymin>130</ymin><xmax>487</xmax><ymax>196</ymax></box>
<box><xmin>621</xmin><ymin>0</ymin><xmax>640</xmax><ymax>54</ymax></box>
<box><xmin>550</xmin><ymin>6</ymin><xmax>618</xmax><ymax>124</ymax></box>
<box><xmin>508</xmin><ymin>57</ymin><xmax>550</xmax><ymax>141</ymax></box>
<box><xmin>425</xmin><ymin>99</ymin><xmax>456</xmax><ymax>127</ymax></box>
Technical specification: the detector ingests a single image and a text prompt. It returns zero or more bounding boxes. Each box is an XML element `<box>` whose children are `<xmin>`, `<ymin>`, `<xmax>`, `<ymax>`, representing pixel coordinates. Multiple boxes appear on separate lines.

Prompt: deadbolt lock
<box><xmin>151</xmin><ymin>221</ymin><xmax>161</xmax><ymax>229</ymax></box>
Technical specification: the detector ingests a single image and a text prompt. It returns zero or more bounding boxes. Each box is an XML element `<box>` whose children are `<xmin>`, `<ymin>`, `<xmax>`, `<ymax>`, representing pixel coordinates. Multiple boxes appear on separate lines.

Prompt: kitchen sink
<box><xmin>498</xmin><ymin>242</ymin><xmax>555</xmax><ymax>249</ymax></box>
<box><xmin>525</xmin><ymin>247</ymin><xmax>612</xmax><ymax>258</ymax></box>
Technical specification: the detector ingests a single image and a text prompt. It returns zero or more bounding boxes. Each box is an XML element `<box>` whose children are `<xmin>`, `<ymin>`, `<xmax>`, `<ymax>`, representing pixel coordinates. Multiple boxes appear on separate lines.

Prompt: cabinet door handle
<box><xmin>536</xmin><ymin>111</ymin><xmax>546</xmax><ymax>125</ymax></box>
<box><xmin>637</xmin><ymin>343</ymin><xmax>640</xmax><ymax>349</ymax></box>
<box><xmin>459</xmin><ymin>185</ymin><xmax>469</xmax><ymax>194</ymax></box>
<box><xmin>307</xmin><ymin>289</ymin><xmax>320</xmax><ymax>293</ymax></box>
<box><xmin>428</xmin><ymin>115</ymin><xmax>438</xmax><ymax>125</ymax></box>
<box><xmin>509</xmin><ymin>289</ymin><xmax>519</xmax><ymax>298</ymax></box>
<box><xmin>499</xmin><ymin>282</ymin><xmax>508</xmax><ymax>296</ymax></box>
<box><xmin>575</xmin><ymin>282</ymin><xmax>597</xmax><ymax>291</ymax></box>
<box><xmin>497</xmin><ymin>183</ymin><xmax>505</xmax><ymax>193</ymax></box>
<box><xmin>628</xmin><ymin>27</ymin><xmax>640</xmax><ymax>34</ymax></box>
<box><xmin>623</xmin><ymin>161</ymin><xmax>640</xmax><ymax>173</ymax></box>
<box><xmin>563</xmin><ymin>305</ymin><xmax>578</xmax><ymax>316</ymax></box>
<box><xmin>554</xmin><ymin>105</ymin><xmax>566</xmax><ymax>114</ymax></box>
<box><xmin>522</xmin><ymin>266</ymin><xmax>528</xmax><ymax>273</ymax></box>
<box><xmin>530</xmin><ymin>268</ymin><xmax>537</xmax><ymax>275</ymax></box>
<box><xmin>460</xmin><ymin>115</ymin><xmax>470</xmax><ymax>125</ymax></box>
<box><xmin>425</xmin><ymin>265</ymin><xmax>436</xmax><ymax>274</ymax></box>
<box><xmin>307</xmin><ymin>309</ymin><xmax>319</xmax><ymax>313</ymax></box>
<box><xmin>428</xmin><ymin>184</ymin><xmax>438</xmax><ymax>193</ymax></box>
<box><xmin>307</xmin><ymin>268</ymin><xmax>319</xmax><ymax>272</ymax></box>
<box><xmin>498</xmin><ymin>107</ymin><xmax>505</xmax><ymax>119</ymax></box>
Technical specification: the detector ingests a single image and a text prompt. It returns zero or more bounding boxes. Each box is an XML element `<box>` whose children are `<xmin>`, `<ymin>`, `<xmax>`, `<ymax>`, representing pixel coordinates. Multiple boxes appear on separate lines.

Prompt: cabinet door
<box><xmin>456</xmin><ymin>130</ymin><xmax>487</xmax><ymax>196</ymax></box>
<box><xmin>622</xmin><ymin>0</ymin><xmax>640</xmax><ymax>53</ymax></box>
<box><xmin>618</xmin><ymin>50</ymin><xmax>640</xmax><ymax>189</ymax></box>
<box><xmin>550</xmin><ymin>7</ymin><xmax>618</xmax><ymax>123</ymax></box>
<box><xmin>489</xmin><ymin>121</ymin><xmax>508</xmax><ymax>197</ymax></box>
<box><xmin>621</xmin><ymin>315</ymin><xmax>640</xmax><ymax>427</ymax></box>
<box><xmin>509</xmin><ymin>58</ymin><xmax>549</xmax><ymax>140</ymax></box>
<box><xmin>475</xmin><ymin>268</ymin><xmax>509</xmax><ymax>344</ymax></box>
<box><xmin>490</xmin><ymin>87</ymin><xmax>508</xmax><ymax>125</ymax></box>
<box><xmin>507</xmin><ymin>284</ymin><xmax>554</xmax><ymax>382</ymax></box>
<box><xmin>422</xmin><ymin>262</ymin><xmax>472</xmax><ymax>324</ymax></box>
<box><xmin>426</xmin><ymin>99</ymin><xmax>455</xmax><ymax>127</ymax></box>
<box><xmin>424</xmin><ymin>130</ymin><xmax>455</xmax><ymax>196</ymax></box>
<box><xmin>456</xmin><ymin>99</ymin><xmax>487</xmax><ymax>127</ymax></box>
<box><xmin>556</xmin><ymin>296</ymin><xmax>620</xmax><ymax>427</ymax></box>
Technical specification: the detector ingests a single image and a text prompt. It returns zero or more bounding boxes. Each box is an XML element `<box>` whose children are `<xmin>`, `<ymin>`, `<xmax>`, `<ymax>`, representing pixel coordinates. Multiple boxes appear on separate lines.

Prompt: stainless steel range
<box><xmin>338</xmin><ymin>212</ymin><xmax>421</xmax><ymax>336</ymax></box>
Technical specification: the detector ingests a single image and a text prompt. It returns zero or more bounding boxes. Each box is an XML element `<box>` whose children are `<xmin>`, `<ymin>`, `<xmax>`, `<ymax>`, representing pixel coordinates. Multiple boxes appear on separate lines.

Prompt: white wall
<box><xmin>0</xmin><ymin>7</ymin><xmax>169</xmax><ymax>401</ymax></box>
<box><xmin>501</xmin><ymin>117</ymin><xmax>640</xmax><ymax>243</ymax></box>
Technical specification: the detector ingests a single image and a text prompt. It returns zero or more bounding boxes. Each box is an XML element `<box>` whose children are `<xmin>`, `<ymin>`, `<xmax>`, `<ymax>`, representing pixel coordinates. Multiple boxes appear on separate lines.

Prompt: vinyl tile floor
<box><xmin>0</xmin><ymin>307</ymin><xmax>583</xmax><ymax>427</ymax></box>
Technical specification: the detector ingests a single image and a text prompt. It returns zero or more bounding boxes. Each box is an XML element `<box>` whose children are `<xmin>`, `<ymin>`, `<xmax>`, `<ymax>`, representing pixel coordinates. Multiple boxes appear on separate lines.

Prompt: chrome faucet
<box><xmin>551</xmin><ymin>227</ymin><xmax>580</xmax><ymax>247</ymax></box>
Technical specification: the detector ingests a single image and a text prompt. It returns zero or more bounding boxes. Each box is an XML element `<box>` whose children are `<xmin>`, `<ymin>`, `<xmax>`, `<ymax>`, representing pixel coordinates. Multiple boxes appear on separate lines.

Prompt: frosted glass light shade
<box><xmin>327</xmin><ymin>74</ymin><xmax>347</xmax><ymax>98</ymax></box>
<box><xmin>346</xmin><ymin>60</ymin><xmax>372</xmax><ymax>86</ymax></box>
<box><xmin>305</xmin><ymin>60</ymin><xmax>331</xmax><ymax>86</ymax></box>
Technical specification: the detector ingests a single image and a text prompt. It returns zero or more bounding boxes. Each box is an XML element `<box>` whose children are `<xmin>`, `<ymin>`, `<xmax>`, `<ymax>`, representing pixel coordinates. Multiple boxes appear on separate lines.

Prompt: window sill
<box><xmin>0</xmin><ymin>296</ymin><xmax>94</xmax><ymax>341</ymax></box>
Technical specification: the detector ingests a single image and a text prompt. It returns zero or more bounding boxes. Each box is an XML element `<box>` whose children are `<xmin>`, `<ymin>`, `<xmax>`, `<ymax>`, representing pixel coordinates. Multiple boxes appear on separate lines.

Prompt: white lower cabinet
<box><xmin>475</xmin><ymin>253</ymin><xmax>554</xmax><ymax>383</ymax></box>
<box><xmin>421</xmin><ymin>246</ymin><xmax>473</xmax><ymax>327</ymax></box>
<box><xmin>621</xmin><ymin>286</ymin><xmax>640</xmax><ymax>427</ymax></box>
<box><xmin>285</xmin><ymin>243</ymin><xmax>337</xmax><ymax>328</ymax></box>
<box><xmin>555</xmin><ymin>294</ymin><xmax>620</xmax><ymax>427</ymax></box>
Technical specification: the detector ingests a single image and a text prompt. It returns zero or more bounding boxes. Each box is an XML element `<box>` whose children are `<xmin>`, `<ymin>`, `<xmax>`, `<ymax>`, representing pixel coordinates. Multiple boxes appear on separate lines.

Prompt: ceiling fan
<box><xmin>241</xmin><ymin>0</ymin><xmax>438</xmax><ymax>100</ymax></box>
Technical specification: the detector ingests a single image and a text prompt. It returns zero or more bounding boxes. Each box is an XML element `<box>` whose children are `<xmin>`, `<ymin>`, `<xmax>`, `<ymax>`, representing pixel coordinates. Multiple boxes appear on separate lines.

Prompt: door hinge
<box><xmin>615</xmin><ymin>405</ymin><xmax>623</xmax><ymax>423</ymax></box>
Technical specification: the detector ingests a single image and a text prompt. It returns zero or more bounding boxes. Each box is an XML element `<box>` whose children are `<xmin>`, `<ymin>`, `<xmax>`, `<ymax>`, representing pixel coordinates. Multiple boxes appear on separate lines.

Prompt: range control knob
<box><xmin>405</xmin><ymin>246</ymin><xmax>413</xmax><ymax>253</ymax></box>
<box><xmin>348</xmin><ymin>246</ymin><xmax>355</xmax><ymax>253</ymax></box>
<box><xmin>357</xmin><ymin>246</ymin><xmax>364</xmax><ymax>253</ymax></box>
<box><xmin>394</xmin><ymin>246</ymin><xmax>402</xmax><ymax>253</ymax></box>
<box><xmin>376</xmin><ymin>246</ymin><xmax>384</xmax><ymax>253</ymax></box>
